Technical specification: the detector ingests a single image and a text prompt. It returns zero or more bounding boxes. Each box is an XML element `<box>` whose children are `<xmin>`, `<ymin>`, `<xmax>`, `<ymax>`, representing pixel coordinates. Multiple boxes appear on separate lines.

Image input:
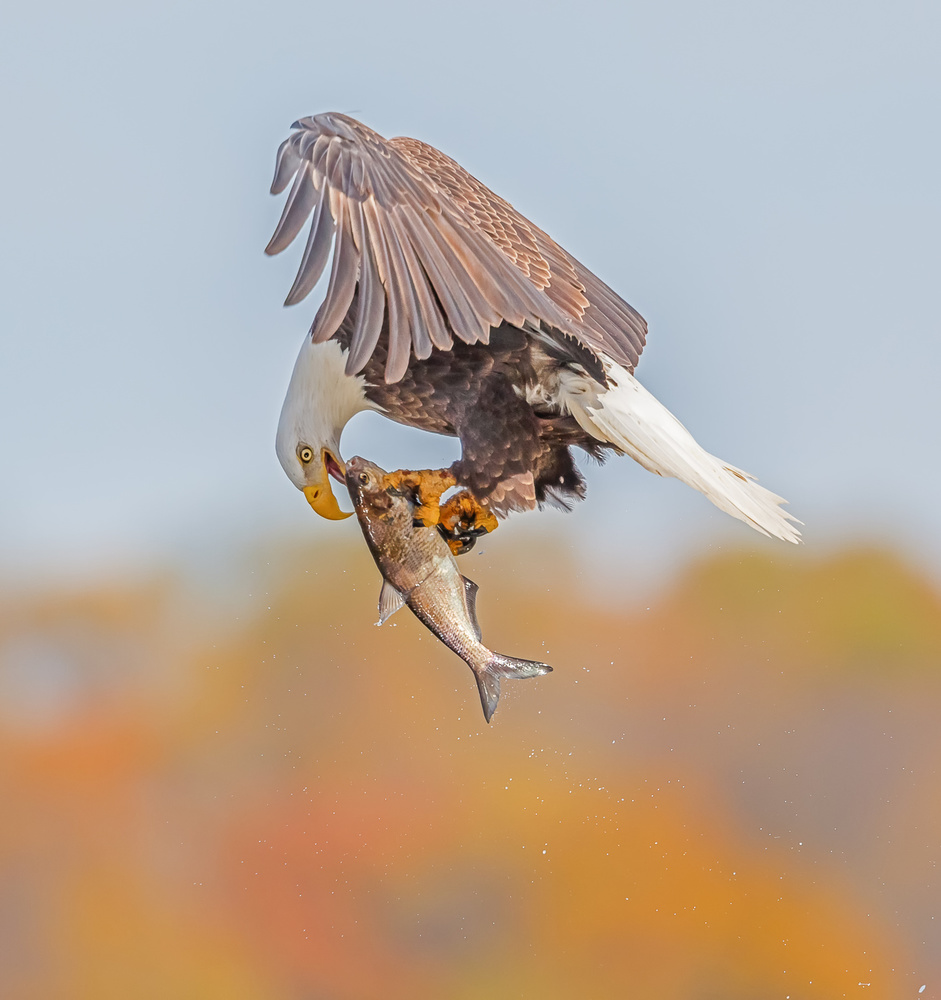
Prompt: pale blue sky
<box><xmin>2</xmin><ymin>0</ymin><xmax>939</xmax><ymax>589</ymax></box>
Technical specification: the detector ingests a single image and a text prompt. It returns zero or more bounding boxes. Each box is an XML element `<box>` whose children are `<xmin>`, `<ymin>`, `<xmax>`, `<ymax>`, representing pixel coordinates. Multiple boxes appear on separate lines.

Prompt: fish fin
<box><xmin>377</xmin><ymin>580</ymin><xmax>406</xmax><ymax>625</ymax></box>
<box><xmin>475</xmin><ymin>670</ymin><xmax>501</xmax><ymax>724</ymax></box>
<box><xmin>474</xmin><ymin>654</ymin><xmax>553</xmax><ymax>723</ymax></box>
<box><xmin>461</xmin><ymin>576</ymin><xmax>482</xmax><ymax>641</ymax></box>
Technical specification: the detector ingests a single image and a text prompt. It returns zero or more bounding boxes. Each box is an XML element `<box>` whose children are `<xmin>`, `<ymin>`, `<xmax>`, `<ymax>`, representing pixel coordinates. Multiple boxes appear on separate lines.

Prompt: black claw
<box><xmin>436</xmin><ymin>525</ymin><xmax>479</xmax><ymax>554</ymax></box>
<box><xmin>452</xmin><ymin>534</ymin><xmax>478</xmax><ymax>555</ymax></box>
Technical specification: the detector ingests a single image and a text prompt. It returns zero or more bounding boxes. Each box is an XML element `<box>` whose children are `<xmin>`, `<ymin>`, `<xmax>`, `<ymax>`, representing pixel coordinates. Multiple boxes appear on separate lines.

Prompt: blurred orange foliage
<box><xmin>0</xmin><ymin>542</ymin><xmax>937</xmax><ymax>999</ymax></box>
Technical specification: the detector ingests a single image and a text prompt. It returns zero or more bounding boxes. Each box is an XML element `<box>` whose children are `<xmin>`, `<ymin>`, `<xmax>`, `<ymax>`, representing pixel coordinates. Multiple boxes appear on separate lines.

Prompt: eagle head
<box><xmin>275</xmin><ymin>337</ymin><xmax>372</xmax><ymax>520</ymax></box>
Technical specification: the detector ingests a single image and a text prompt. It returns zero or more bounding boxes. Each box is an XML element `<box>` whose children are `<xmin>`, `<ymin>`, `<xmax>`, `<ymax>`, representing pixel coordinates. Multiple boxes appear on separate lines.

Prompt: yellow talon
<box><xmin>438</xmin><ymin>491</ymin><xmax>499</xmax><ymax>554</ymax></box>
<box><xmin>446</xmin><ymin>536</ymin><xmax>469</xmax><ymax>556</ymax></box>
<box><xmin>381</xmin><ymin>468</ymin><xmax>457</xmax><ymax>527</ymax></box>
<box><xmin>376</xmin><ymin>471</ymin><xmax>498</xmax><ymax>548</ymax></box>
<box><xmin>439</xmin><ymin>492</ymin><xmax>498</xmax><ymax>537</ymax></box>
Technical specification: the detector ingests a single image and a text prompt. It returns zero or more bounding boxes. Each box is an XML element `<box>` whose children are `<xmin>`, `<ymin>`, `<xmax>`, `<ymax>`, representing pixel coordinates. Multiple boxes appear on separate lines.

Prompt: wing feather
<box><xmin>310</xmin><ymin>199</ymin><xmax>358</xmax><ymax>344</ymax></box>
<box><xmin>270</xmin><ymin>137</ymin><xmax>301</xmax><ymax>195</ymax></box>
<box><xmin>392</xmin><ymin>212</ymin><xmax>483</xmax><ymax>344</ymax></box>
<box><xmin>345</xmin><ymin>230</ymin><xmax>385</xmax><ymax>374</ymax></box>
<box><xmin>400</xmin><ymin>210</ymin><xmax>487</xmax><ymax>345</ymax></box>
<box><xmin>435</xmin><ymin>214</ymin><xmax>527</xmax><ymax>325</ymax></box>
<box><xmin>283</xmin><ymin>186</ymin><xmax>335</xmax><ymax>306</ymax></box>
<box><xmin>394</xmin><ymin>214</ymin><xmax>452</xmax><ymax>353</ymax></box>
<box><xmin>381</xmin><ymin>219</ymin><xmax>430</xmax><ymax>362</ymax></box>
<box><xmin>362</xmin><ymin>197</ymin><xmax>415</xmax><ymax>381</ymax></box>
<box><xmin>420</xmin><ymin>216</ymin><xmax>503</xmax><ymax>333</ymax></box>
<box><xmin>266</xmin><ymin>112</ymin><xmax>648</xmax><ymax>383</ymax></box>
<box><xmin>265</xmin><ymin>162</ymin><xmax>318</xmax><ymax>256</ymax></box>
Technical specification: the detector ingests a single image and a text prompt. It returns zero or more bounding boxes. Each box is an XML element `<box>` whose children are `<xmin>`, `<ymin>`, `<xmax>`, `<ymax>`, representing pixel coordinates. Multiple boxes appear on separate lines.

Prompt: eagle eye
<box><xmin>358</xmin><ymin>472</ymin><xmax>370</xmax><ymax>485</ymax></box>
<box><xmin>299</xmin><ymin>447</ymin><xmax>314</xmax><ymax>464</ymax></box>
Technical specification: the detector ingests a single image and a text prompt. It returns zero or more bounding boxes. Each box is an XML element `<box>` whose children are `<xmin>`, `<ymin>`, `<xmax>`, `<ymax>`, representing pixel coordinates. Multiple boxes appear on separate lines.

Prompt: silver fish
<box><xmin>346</xmin><ymin>456</ymin><xmax>552</xmax><ymax>722</ymax></box>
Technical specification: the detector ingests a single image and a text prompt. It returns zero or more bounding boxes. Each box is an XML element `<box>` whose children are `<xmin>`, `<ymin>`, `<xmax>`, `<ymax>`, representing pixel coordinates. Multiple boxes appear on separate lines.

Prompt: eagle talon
<box><xmin>380</xmin><ymin>468</ymin><xmax>458</xmax><ymax>528</ymax></box>
<box><xmin>437</xmin><ymin>491</ymin><xmax>499</xmax><ymax>556</ymax></box>
<box><xmin>412</xmin><ymin>508</ymin><xmax>439</xmax><ymax>529</ymax></box>
<box><xmin>445</xmin><ymin>533</ymin><xmax>479</xmax><ymax>556</ymax></box>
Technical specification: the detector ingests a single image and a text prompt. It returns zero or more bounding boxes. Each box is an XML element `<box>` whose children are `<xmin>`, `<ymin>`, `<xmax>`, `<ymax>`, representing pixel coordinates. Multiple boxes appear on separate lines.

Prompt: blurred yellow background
<box><xmin>2</xmin><ymin>539</ymin><xmax>937</xmax><ymax>999</ymax></box>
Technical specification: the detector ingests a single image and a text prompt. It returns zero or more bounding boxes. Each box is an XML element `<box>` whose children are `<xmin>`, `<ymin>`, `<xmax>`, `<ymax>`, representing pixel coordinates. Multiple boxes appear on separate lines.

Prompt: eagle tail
<box><xmin>561</xmin><ymin>359</ymin><xmax>801</xmax><ymax>543</ymax></box>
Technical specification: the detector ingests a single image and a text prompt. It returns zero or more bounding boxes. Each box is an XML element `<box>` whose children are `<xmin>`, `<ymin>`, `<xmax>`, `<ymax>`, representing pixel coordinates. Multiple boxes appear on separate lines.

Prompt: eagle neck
<box><xmin>276</xmin><ymin>338</ymin><xmax>372</xmax><ymax>482</ymax></box>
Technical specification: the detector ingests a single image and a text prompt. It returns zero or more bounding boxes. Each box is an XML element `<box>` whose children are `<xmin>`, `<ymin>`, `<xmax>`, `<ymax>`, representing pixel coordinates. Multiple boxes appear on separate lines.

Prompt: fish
<box><xmin>345</xmin><ymin>456</ymin><xmax>552</xmax><ymax>722</ymax></box>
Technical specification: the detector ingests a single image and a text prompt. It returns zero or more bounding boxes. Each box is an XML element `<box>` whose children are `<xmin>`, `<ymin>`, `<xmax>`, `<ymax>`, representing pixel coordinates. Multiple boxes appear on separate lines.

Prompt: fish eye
<box><xmin>358</xmin><ymin>472</ymin><xmax>370</xmax><ymax>485</ymax></box>
<box><xmin>299</xmin><ymin>447</ymin><xmax>314</xmax><ymax>464</ymax></box>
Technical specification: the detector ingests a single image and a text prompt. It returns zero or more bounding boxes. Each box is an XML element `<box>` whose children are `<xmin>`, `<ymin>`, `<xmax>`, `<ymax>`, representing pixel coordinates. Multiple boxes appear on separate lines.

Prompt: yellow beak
<box><xmin>303</xmin><ymin>451</ymin><xmax>352</xmax><ymax>520</ymax></box>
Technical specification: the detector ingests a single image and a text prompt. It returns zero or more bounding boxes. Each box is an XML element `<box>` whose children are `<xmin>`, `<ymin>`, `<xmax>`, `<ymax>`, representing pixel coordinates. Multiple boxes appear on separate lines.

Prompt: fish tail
<box><xmin>474</xmin><ymin>654</ymin><xmax>553</xmax><ymax>724</ymax></box>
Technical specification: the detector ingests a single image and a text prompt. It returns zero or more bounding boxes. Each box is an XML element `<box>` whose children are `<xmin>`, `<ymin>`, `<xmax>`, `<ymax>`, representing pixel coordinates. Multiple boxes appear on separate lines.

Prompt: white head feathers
<box><xmin>275</xmin><ymin>336</ymin><xmax>373</xmax><ymax>490</ymax></box>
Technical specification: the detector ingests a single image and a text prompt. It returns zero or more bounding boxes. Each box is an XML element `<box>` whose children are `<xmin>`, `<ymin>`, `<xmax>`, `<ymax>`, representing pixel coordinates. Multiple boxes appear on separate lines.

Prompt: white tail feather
<box><xmin>561</xmin><ymin>358</ymin><xmax>801</xmax><ymax>543</ymax></box>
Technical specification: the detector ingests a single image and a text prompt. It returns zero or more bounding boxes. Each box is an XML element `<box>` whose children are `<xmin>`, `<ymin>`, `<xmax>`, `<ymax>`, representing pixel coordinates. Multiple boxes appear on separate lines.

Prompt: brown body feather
<box><xmin>333</xmin><ymin>307</ymin><xmax>614</xmax><ymax>515</ymax></box>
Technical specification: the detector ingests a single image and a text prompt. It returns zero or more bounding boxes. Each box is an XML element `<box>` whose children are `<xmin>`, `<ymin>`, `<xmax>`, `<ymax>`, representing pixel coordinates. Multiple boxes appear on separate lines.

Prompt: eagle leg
<box><xmin>381</xmin><ymin>468</ymin><xmax>458</xmax><ymax>527</ymax></box>
<box><xmin>438</xmin><ymin>491</ymin><xmax>499</xmax><ymax>556</ymax></box>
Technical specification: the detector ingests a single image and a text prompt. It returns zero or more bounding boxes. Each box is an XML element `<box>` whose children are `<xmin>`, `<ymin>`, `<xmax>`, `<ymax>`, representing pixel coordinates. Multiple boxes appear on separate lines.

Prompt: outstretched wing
<box><xmin>266</xmin><ymin>113</ymin><xmax>647</xmax><ymax>384</ymax></box>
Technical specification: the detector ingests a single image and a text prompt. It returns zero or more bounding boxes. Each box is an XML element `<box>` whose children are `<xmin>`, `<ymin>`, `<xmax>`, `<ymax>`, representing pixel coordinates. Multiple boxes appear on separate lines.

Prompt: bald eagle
<box><xmin>268</xmin><ymin>113</ymin><xmax>800</xmax><ymax>549</ymax></box>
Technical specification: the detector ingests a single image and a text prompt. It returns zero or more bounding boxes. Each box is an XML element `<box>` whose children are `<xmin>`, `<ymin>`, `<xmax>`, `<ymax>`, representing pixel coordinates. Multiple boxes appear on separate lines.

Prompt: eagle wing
<box><xmin>266</xmin><ymin>113</ymin><xmax>647</xmax><ymax>384</ymax></box>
